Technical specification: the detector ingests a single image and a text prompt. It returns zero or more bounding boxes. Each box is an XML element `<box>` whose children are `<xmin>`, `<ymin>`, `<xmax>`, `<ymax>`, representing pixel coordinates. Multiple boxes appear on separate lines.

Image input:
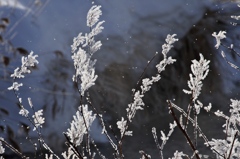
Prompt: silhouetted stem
<box><xmin>167</xmin><ymin>100</ymin><xmax>200</xmax><ymax>159</ymax></box>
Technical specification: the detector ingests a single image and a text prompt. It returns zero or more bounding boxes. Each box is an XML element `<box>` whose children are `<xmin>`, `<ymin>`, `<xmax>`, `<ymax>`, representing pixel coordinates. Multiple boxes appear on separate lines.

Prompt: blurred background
<box><xmin>0</xmin><ymin>0</ymin><xmax>240</xmax><ymax>158</ymax></box>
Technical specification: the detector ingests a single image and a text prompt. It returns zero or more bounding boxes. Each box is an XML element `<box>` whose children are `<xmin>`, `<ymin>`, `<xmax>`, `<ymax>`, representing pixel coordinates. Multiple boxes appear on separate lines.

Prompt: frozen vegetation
<box><xmin>1</xmin><ymin>0</ymin><xmax>240</xmax><ymax>159</ymax></box>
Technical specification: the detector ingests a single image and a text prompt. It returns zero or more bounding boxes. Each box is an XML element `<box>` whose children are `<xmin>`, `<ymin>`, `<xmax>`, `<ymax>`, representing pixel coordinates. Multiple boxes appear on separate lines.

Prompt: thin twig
<box><xmin>184</xmin><ymin>93</ymin><xmax>194</xmax><ymax>130</ymax></box>
<box><xmin>91</xmin><ymin>139</ymin><xmax>107</xmax><ymax>159</ymax></box>
<box><xmin>86</xmin><ymin>96</ymin><xmax>119</xmax><ymax>156</ymax></box>
<box><xmin>152</xmin><ymin>127</ymin><xmax>163</xmax><ymax>159</ymax></box>
<box><xmin>193</xmin><ymin>105</ymin><xmax>198</xmax><ymax>148</ymax></box>
<box><xmin>0</xmin><ymin>138</ymin><xmax>28</xmax><ymax>159</ymax></box>
<box><xmin>136</xmin><ymin>53</ymin><xmax>158</xmax><ymax>86</ymax></box>
<box><xmin>227</xmin><ymin>131</ymin><xmax>238</xmax><ymax>159</ymax></box>
<box><xmin>63</xmin><ymin>133</ymin><xmax>83</xmax><ymax>159</ymax></box>
<box><xmin>167</xmin><ymin>100</ymin><xmax>200</xmax><ymax>159</ymax></box>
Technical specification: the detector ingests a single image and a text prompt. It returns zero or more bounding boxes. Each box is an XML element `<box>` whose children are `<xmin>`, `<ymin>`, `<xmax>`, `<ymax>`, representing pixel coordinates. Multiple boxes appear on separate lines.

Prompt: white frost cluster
<box><xmin>71</xmin><ymin>5</ymin><xmax>104</xmax><ymax>96</ymax></box>
<box><xmin>156</xmin><ymin>34</ymin><xmax>178</xmax><ymax>73</ymax></box>
<box><xmin>87</xmin><ymin>5</ymin><xmax>103</xmax><ymax>27</ymax></box>
<box><xmin>62</xmin><ymin>147</ymin><xmax>79</xmax><ymax>159</ymax></box>
<box><xmin>28</xmin><ymin>97</ymin><xmax>33</xmax><ymax>108</ymax></box>
<box><xmin>32</xmin><ymin>109</ymin><xmax>45</xmax><ymax>131</ymax></box>
<box><xmin>212</xmin><ymin>31</ymin><xmax>226</xmax><ymax>49</ymax></box>
<box><xmin>194</xmin><ymin>100</ymin><xmax>211</xmax><ymax>115</ymax></box>
<box><xmin>231</xmin><ymin>15</ymin><xmax>240</xmax><ymax>20</ymax></box>
<box><xmin>8</xmin><ymin>51</ymin><xmax>38</xmax><ymax>91</ymax></box>
<box><xmin>19</xmin><ymin>108</ymin><xmax>29</xmax><ymax>117</ymax></box>
<box><xmin>231</xmin><ymin>3</ymin><xmax>240</xmax><ymax>21</ymax></box>
<box><xmin>8</xmin><ymin>82</ymin><xmax>23</xmax><ymax>91</ymax></box>
<box><xmin>66</xmin><ymin>105</ymin><xmax>96</xmax><ymax>146</ymax></box>
<box><xmin>204</xmin><ymin>103</ymin><xmax>212</xmax><ymax>112</ymax></box>
<box><xmin>117</xmin><ymin>117</ymin><xmax>132</xmax><ymax>137</ymax></box>
<box><xmin>183</xmin><ymin>53</ymin><xmax>210</xmax><ymax>101</ymax></box>
<box><xmin>45</xmin><ymin>154</ymin><xmax>53</xmax><ymax>159</ymax></box>
<box><xmin>169</xmin><ymin>151</ymin><xmax>187</xmax><ymax>159</ymax></box>
<box><xmin>153</xmin><ymin>121</ymin><xmax>177</xmax><ymax>153</ymax></box>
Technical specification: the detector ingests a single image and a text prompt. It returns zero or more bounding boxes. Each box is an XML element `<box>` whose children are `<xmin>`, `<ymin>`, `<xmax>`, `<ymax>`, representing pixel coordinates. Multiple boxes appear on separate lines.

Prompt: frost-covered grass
<box><xmin>1</xmin><ymin>2</ymin><xmax>240</xmax><ymax>159</ymax></box>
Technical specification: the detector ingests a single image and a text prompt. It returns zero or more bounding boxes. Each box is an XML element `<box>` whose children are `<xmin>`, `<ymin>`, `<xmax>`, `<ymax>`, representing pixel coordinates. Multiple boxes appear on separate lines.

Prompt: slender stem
<box><xmin>117</xmin><ymin>53</ymin><xmax>159</xmax><ymax>158</ymax></box>
<box><xmin>152</xmin><ymin>128</ymin><xmax>163</xmax><ymax>159</ymax></box>
<box><xmin>227</xmin><ymin>131</ymin><xmax>238</xmax><ymax>159</ymax></box>
<box><xmin>193</xmin><ymin>105</ymin><xmax>198</xmax><ymax>148</ymax></box>
<box><xmin>167</xmin><ymin>100</ymin><xmax>200</xmax><ymax>159</ymax></box>
<box><xmin>87</xmin><ymin>98</ymin><xmax>118</xmax><ymax>152</ymax></box>
<box><xmin>136</xmin><ymin>53</ymin><xmax>158</xmax><ymax>86</ymax></box>
<box><xmin>170</xmin><ymin>102</ymin><xmax>224</xmax><ymax>158</ymax></box>
<box><xmin>0</xmin><ymin>138</ymin><xmax>28</xmax><ymax>159</ymax></box>
<box><xmin>184</xmin><ymin>93</ymin><xmax>194</xmax><ymax>130</ymax></box>
<box><xmin>63</xmin><ymin>133</ymin><xmax>83</xmax><ymax>159</ymax></box>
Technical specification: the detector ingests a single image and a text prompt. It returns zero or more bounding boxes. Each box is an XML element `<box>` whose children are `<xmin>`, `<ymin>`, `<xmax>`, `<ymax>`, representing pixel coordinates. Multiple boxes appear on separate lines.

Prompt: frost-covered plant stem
<box><xmin>65</xmin><ymin>4</ymin><xmax>108</xmax><ymax>158</ymax></box>
<box><xmin>116</xmin><ymin>34</ymin><xmax>178</xmax><ymax>158</ymax></box>
<box><xmin>152</xmin><ymin>127</ymin><xmax>163</xmax><ymax>159</ymax></box>
<box><xmin>7</xmin><ymin>51</ymin><xmax>60</xmax><ymax>159</ymax></box>
<box><xmin>0</xmin><ymin>138</ymin><xmax>28</xmax><ymax>159</ymax></box>
<box><xmin>166</xmin><ymin>53</ymin><xmax>211</xmax><ymax>158</ymax></box>
<box><xmin>182</xmin><ymin>53</ymin><xmax>210</xmax><ymax>148</ymax></box>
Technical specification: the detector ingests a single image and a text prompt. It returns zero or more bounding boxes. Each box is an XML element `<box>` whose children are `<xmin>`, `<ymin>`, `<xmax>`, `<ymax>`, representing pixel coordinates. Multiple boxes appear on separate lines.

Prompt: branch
<box><xmin>0</xmin><ymin>138</ymin><xmax>28</xmax><ymax>159</ymax></box>
<box><xmin>227</xmin><ymin>131</ymin><xmax>238</xmax><ymax>159</ymax></box>
<box><xmin>167</xmin><ymin>100</ymin><xmax>200</xmax><ymax>159</ymax></box>
<box><xmin>63</xmin><ymin>133</ymin><xmax>83</xmax><ymax>159</ymax></box>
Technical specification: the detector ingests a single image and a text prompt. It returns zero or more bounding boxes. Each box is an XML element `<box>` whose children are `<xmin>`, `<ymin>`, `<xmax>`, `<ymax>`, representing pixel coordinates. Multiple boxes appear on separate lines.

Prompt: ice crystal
<box><xmin>8</xmin><ymin>82</ymin><xmax>23</xmax><ymax>91</ymax></box>
<box><xmin>45</xmin><ymin>154</ymin><xmax>53</xmax><ymax>159</ymax></box>
<box><xmin>231</xmin><ymin>15</ymin><xmax>240</xmax><ymax>20</ymax></box>
<box><xmin>160</xmin><ymin>131</ymin><xmax>168</xmax><ymax>142</ymax></box>
<box><xmin>117</xmin><ymin>117</ymin><xmax>132</xmax><ymax>137</ymax></box>
<box><xmin>62</xmin><ymin>147</ymin><xmax>78</xmax><ymax>159</ymax></box>
<box><xmin>204</xmin><ymin>103</ymin><xmax>212</xmax><ymax>112</ymax></box>
<box><xmin>212</xmin><ymin>31</ymin><xmax>226</xmax><ymax>49</ymax></box>
<box><xmin>28</xmin><ymin>97</ymin><xmax>33</xmax><ymax>108</ymax></box>
<box><xmin>19</xmin><ymin>108</ymin><xmax>29</xmax><ymax>117</ymax></box>
<box><xmin>21</xmin><ymin>51</ymin><xmax>39</xmax><ymax>67</ymax></box>
<box><xmin>32</xmin><ymin>109</ymin><xmax>45</xmax><ymax>131</ymax></box>
<box><xmin>169</xmin><ymin>151</ymin><xmax>187</xmax><ymax>159</ymax></box>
